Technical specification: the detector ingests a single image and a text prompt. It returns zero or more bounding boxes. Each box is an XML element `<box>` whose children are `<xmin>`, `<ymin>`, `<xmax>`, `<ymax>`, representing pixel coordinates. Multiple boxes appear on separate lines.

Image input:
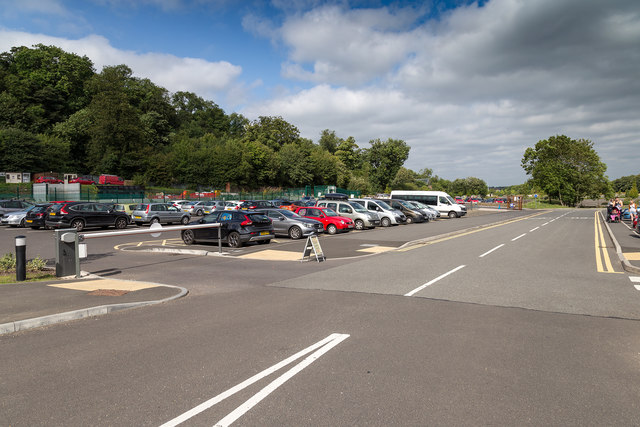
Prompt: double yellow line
<box><xmin>594</xmin><ymin>211</ymin><xmax>620</xmax><ymax>273</ymax></box>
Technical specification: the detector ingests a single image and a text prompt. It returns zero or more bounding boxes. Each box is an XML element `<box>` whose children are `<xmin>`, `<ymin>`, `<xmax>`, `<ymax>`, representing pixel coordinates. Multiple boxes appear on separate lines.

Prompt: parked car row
<box><xmin>1</xmin><ymin>193</ymin><xmax>453</xmax><ymax>249</ymax></box>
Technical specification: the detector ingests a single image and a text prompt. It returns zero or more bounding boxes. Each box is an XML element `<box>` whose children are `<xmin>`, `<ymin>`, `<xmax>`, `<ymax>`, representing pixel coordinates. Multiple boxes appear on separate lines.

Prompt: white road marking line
<box><xmin>160</xmin><ymin>333</ymin><xmax>347</xmax><ymax>427</ymax></box>
<box><xmin>542</xmin><ymin>222</ymin><xmax>549</xmax><ymax>226</ymax></box>
<box><xmin>214</xmin><ymin>334</ymin><xmax>350</xmax><ymax>427</ymax></box>
<box><xmin>405</xmin><ymin>265</ymin><xmax>466</xmax><ymax>297</ymax></box>
<box><xmin>479</xmin><ymin>244</ymin><xmax>505</xmax><ymax>258</ymax></box>
<box><xmin>635</xmin><ymin>285</ymin><xmax>640</xmax><ymax>291</ymax></box>
<box><xmin>511</xmin><ymin>233</ymin><xmax>526</xmax><ymax>241</ymax></box>
<box><xmin>630</xmin><ymin>277</ymin><xmax>640</xmax><ymax>283</ymax></box>
<box><xmin>529</xmin><ymin>226</ymin><xmax>540</xmax><ymax>232</ymax></box>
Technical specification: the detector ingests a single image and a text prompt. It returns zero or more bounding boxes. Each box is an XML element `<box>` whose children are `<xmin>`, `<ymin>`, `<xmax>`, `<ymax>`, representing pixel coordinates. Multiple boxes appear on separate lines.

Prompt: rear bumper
<box><xmin>247</xmin><ymin>233</ymin><xmax>275</xmax><ymax>242</ymax></box>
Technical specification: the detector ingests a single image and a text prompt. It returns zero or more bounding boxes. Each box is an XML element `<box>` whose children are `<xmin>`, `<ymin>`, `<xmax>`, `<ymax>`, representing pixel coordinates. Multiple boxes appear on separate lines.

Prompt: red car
<box><xmin>34</xmin><ymin>176</ymin><xmax>63</xmax><ymax>184</ymax></box>
<box><xmin>293</xmin><ymin>206</ymin><xmax>354</xmax><ymax>234</ymax></box>
<box><xmin>69</xmin><ymin>176</ymin><xmax>96</xmax><ymax>185</ymax></box>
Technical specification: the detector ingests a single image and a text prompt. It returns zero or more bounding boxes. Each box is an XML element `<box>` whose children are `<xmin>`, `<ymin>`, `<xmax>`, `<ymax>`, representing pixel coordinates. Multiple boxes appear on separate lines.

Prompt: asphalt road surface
<box><xmin>2</xmin><ymin>208</ymin><xmax>640</xmax><ymax>426</ymax></box>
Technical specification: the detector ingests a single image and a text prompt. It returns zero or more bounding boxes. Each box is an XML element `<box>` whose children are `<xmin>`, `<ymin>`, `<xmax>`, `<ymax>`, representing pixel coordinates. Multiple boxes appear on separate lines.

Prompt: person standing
<box><xmin>630</xmin><ymin>199</ymin><xmax>637</xmax><ymax>226</ymax></box>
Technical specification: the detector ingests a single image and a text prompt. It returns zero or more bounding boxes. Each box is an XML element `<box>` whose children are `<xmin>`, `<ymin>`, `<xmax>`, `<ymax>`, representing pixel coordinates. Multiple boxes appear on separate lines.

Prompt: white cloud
<box><xmin>0</xmin><ymin>29</ymin><xmax>244</xmax><ymax>106</ymax></box>
<box><xmin>241</xmin><ymin>0</ymin><xmax>640</xmax><ymax>184</ymax></box>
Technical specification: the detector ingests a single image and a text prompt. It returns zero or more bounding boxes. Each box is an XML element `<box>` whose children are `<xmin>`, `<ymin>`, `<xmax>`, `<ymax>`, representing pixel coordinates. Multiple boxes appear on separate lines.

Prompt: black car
<box><xmin>181</xmin><ymin>210</ymin><xmax>274</xmax><ymax>248</ymax></box>
<box><xmin>24</xmin><ymin>203</ymin><xmax>53</xmax><ymax>229</ymax></box>
<box><xmin>45</xmin><ymin>201</ymin><xmax>130</xmax><ymax>231</ymax></box>
<box><xmin>380</xmin><ymin>198</ymin><xmax>428</xmax><ymax>224</ymax></box>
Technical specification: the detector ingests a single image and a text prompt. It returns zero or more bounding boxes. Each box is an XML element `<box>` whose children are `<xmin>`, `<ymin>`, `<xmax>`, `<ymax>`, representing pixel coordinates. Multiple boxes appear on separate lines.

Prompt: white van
<box><xmin>390</xmin><ymin>190</ymin><xmax>466</xmax><ymax>218</ymax></box>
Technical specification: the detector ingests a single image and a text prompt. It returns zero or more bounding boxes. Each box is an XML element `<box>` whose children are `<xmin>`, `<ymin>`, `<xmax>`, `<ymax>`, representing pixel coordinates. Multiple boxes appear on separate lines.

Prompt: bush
<box><xmin>0</xmin><ymin>253</ymin><xmax>16</xmax><ymax>272</ymax></box>
<box><xmin>27</xmin><ymin>256</ymin><xmax>47</xmax><ymax>271</ymax></box>
<box><xmin>0</xmin><ymin>254</ymin><xmax>47</xmax><ymax>272</ymax></box>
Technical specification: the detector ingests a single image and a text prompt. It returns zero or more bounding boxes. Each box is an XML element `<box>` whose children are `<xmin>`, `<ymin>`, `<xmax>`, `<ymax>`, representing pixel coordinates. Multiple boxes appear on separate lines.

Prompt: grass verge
<box><xmin>0</xmin><ymin>271</ymin><xmax>56</xmax><ymax>284</ymax></box>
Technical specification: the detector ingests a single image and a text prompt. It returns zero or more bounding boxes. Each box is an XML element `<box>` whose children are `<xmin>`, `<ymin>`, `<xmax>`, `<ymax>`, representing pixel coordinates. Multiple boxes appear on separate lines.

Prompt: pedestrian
<box><xmin>629</xmin><ymin>199</ymin><xmax>637</xmax><ymax>223</ymax></box>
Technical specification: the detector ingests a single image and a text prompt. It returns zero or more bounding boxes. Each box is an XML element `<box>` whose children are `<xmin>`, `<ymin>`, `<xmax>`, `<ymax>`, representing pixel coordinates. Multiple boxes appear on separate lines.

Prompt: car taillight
<box><xmin>240</xmin><ymin>216</ymin><xmax>253</xmax><ymax>226</ymax></box>
<box><xmin>146</xmin><ymin>205</ymin><xmax>150</xmax><ymax>213</ymax></box>
<box><xmin>60</xmin><ymin>204</ymin><xmax>69</xmax><ymax>214</ymax></box>
<box><xmin>36</xmin><ymin>213</ymin><xmax>43</xmax><ymax>217</ymax></box>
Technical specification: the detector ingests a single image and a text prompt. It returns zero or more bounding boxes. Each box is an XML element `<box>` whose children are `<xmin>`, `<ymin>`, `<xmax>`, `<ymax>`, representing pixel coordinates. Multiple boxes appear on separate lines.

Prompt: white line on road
<box><xmin>529</xmin><ymin>227</ymin><xmax>540</xmax><ymax>232</ymax></box>
<box><xmin>214</xmin><ymin>334</ymin><xmax>350</xmax><ymax>427</ymax></box>
<box><xmin>542</xmin><ymin>222</ymin><xmax>549</xmax><ymax>226</ymax></box>
<box><xmin>404</xmin><ymin>265</ymin><xmax>466</xmax><ymax>297</ymax></box>
<box><xmin>511</xmin><ymin>233</ymin><xmax>527</xmax><ymax>241</ymax></box>
<box><xmin>160</xmin><ymin>333</ymin><xmax>349</xmax><ymax>427</ymax></box>
<box><xmin>479</xmin><ymin>244</ymin><xmax>505</xmax><ymax>258</ymax></box>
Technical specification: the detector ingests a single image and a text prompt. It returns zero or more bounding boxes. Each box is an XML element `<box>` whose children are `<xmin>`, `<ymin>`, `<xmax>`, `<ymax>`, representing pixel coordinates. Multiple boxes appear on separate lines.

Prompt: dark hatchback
<box><xmin>45</xmin><ymin>201</ymin><xmax>130</xmax><ymax>231</ymax></box>
<box><xmin>181</xmin><ymin>210</ymin><xmax>274</xmax><ymax>248</ymax></box>
<box><xmin>24</xmin><ymin>203</ymin><xmax>53</xmax><ymax>229</ymax></box>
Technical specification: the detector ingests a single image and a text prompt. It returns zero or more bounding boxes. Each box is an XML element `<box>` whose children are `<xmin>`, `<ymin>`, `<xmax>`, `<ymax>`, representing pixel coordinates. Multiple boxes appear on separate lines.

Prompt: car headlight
<box><xmin>303</xmin><ymin>223</ymin><xmax>313</xmax><ymax>228</ymax></box>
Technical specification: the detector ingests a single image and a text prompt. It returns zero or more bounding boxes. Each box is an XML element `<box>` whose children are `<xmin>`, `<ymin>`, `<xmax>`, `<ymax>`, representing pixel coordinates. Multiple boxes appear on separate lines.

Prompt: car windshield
<box><xmin>323</xmin><ymin>209</ymin><xmax>339</xmax><ymax>217</ymax></box>
<box><xmin>376</xmin><ymin>200</ymin><xmax>392</xmax><ymax>210</ymax></box>
<box><xmin>280</xmin><ymin>210</ymin><xmax>301</xmax><ymax>218</ymax></box>
<box><xmin>349</xmin><ymin>202</ymin><xmax>367</xmax><ymax>213</ymax></box>
<box><xmin>446</xmin><ymin>196</ymin><xmax>456</xmax><ymax>205</ymax></box>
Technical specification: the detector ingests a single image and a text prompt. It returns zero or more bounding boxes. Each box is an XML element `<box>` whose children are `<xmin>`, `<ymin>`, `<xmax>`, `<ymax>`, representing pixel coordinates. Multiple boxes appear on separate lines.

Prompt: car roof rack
<box><xmin>322</xmin><ymin>193</ymin><xmax>349</xmax><ymax>200</ymax></box>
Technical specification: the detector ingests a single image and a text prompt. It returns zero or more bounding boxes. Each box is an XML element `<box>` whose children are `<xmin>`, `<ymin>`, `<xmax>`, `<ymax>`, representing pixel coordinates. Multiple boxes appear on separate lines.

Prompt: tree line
<box><xmin>0</xmin><ymin>44</ymin><xmax>493</xmax><ymax>196</ymax></box>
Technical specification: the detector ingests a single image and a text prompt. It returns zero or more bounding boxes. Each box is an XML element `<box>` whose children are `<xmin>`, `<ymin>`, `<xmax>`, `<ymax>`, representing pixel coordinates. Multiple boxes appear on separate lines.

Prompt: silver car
<box><xmin>201</xmin><ymin>200</ymin><xmax>227</xmax><ymax>215</ymax></box>
<box><xmin>131</xmin><ymin>203</ymin><xmax>190</xmax><ymax>226</ymax></box>
<box><xmin>257</xmin><ymin>208</ymin><xmax>323</xmax><ymax>239</ymax></box>
<box><xmin>316</xmin><ymin>200</ymin><xmax>380</xmax><ymax>229</ymax></box>
<box><xmin>1</xmin><ymin>205</ymin><xmax>36</xmax><ymax>227</ymax></box>
<box><xmin>0</xmin><ymin>199</ymin><xmax>34</xmax><ymax>215</ymax></box>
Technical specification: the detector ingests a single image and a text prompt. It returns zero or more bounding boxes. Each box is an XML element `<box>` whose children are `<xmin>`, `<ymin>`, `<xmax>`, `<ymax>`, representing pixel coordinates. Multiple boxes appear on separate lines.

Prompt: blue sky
<box><xmin>1</xmin><ymin>0</ymin><xmax>638</xmax><ymax>186</ymax></box>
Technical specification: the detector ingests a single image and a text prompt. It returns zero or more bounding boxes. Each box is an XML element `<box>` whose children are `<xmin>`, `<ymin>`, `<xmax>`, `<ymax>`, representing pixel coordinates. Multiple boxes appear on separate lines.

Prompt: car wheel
<box><xmin>70</xmin><ymin>219</ymin><xmax>85</xmax><ymax>231</ymax></box>
<box><xmin>182</xmin><ymin>229</ymin><xmax>196</xmax><ymax>245</ymax></box>
<box><xmin>115</xmin><ymin>217</ymin><xmax>128</xmax><ymax>229</ymax></box>
<box><xmin>181</xmin><ymin>216</ymin><xmax>190</xmax><ymax>225</ymax></box>
<box><xmin>289</xmin><ymin>226</ymin><xmax>303</xmax><ymax>239</ymax></box>
<box><xmin>227</xmin><ymin>231</ymin><xmax>242</xmax><ymax>248</ymax></box>
<box><xmin>354</xmin><ymin>219</ymin><xmax>365</xmax><ymax>230</ymax></box>
<box><xmin>381</xmin><ymin>217</ymin><xmax>391</xmax><ymax>227</ymax></box>
<box><xmin>196</xmin><ymin>209</ymin><xmax>203</xmax><ymax>216</ymax></box>
<box><xmin>151</xmin><ymin>217</ymin><xmax>160</xmax><ymax>224</ymax></box>
<box><xmin>448</xmin><ymin>211</ymin><xmax>458</xmax><ymax>218</ymax></box>
<box><xmin>406</xmin><ymin>216</ymin><xmax>413</xmax><ymax>224</ymax></box>
<box><xmin>326</xmin><ymin>224</ymin><xmax>338</xmax><ymax>235</ymax></box>
<box><xmin>19</xmin><ymin>218</ymin><xmax>25</xmax><ymax>227</ymax></box>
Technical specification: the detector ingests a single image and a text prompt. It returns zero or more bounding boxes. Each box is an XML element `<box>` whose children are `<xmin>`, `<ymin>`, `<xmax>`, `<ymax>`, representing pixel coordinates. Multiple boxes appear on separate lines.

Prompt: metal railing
<box><xmin>56</xmin><ymin>222</ymin><xmax>223</xmax><ymax>278</ymax></box>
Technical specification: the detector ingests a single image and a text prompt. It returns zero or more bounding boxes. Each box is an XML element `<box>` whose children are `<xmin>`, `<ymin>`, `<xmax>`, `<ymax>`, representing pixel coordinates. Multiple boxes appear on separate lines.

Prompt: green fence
<box><xmin>1</xmin><ymin>185</ymin><xmax>360</xmax><ymax>204</ymax></box>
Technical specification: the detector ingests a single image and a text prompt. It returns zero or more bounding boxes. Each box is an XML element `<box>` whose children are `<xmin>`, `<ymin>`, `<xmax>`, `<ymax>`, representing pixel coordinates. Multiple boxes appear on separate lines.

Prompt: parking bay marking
<box><xmin>405</xmin><ymin>265</ymin><xmax>466</xmax><ymax>297</ymax></box>
<box><xmin>160</xmin><ymin>333</ymin><xmax>350</xmax><ymax>427</ymax></box>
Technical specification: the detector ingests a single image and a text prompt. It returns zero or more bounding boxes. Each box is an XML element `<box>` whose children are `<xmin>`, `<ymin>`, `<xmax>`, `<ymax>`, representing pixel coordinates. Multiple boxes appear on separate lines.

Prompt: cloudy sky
<box><xmin>1</xmin><ymin>0</ymin><xmax>639</xmax><ymax>186</ymax></box>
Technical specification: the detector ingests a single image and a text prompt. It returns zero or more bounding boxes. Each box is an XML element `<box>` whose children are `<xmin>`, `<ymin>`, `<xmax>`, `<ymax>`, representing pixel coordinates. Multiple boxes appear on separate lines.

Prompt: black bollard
<box><xmin>15</xmin><ymin>235</ymin><xmax>26</xmax><ymax>281</ymax></box>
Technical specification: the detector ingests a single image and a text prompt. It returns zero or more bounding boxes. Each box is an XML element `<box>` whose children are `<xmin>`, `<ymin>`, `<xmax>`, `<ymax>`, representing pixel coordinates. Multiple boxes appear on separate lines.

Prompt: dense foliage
<box><xmin>1</xmin><ymin>44</ymin><xmax>437</xmax><ymax>194</ymax></box>
<box><xmin>522</xmin><ymin>135</ymin><xmax>610</xmax><ymax>206</ymax></box>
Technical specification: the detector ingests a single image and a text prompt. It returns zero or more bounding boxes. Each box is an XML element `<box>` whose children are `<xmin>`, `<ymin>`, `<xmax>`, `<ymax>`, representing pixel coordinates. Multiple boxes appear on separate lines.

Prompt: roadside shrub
<box><xmin>0</xmin><ymin>253</ymin><xmax>16</xmax><ymax>272</ymax></box>
<box><xmin>27</xmin><ymin>256</ymin><xmax>47</xmax><ymax>271</ymax></box>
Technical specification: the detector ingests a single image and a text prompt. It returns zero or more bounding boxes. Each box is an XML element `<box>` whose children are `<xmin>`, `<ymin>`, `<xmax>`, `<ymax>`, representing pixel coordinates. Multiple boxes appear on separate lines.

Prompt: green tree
<box><xmin>243</xmin><ymin>116</ymin><xmax>300</xmax><ymax>152</ymax></box>
<box><xmin>0</xmin><ymin>44</ymin><xmax>94</xmax><ymax>133</ymax></box>
<box><xmin>0</xmin><ymin>128</ymin><xmax>42</xmax><ymax>171</ymax></box>
<box><xmin>85</xmin><ymin>65</ymin><xmax>144</xmax><ymax>177</ymax></box>
<box><xmin>522</xmin><ymin>135</ymin><xmax>608</xmax><ymax>206</ymax></box>
<box><xmin>628</xmin><ymin>182</ymin><xmax>639</xmax><ymax>199</ymax></box>
<box><xmin>334</xmin><ymin>136</ymin><xmax>362</xmax><ymax>170</ymax></box>
<box><xmin>318</xmin><ymin>129</ymin><xmax>340</xmax><ymax>154</ymax></box>
<box><xmin>364</xmin><ymin>138</ymin><xmax>410</xmax><ymax>192</ymax></box>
